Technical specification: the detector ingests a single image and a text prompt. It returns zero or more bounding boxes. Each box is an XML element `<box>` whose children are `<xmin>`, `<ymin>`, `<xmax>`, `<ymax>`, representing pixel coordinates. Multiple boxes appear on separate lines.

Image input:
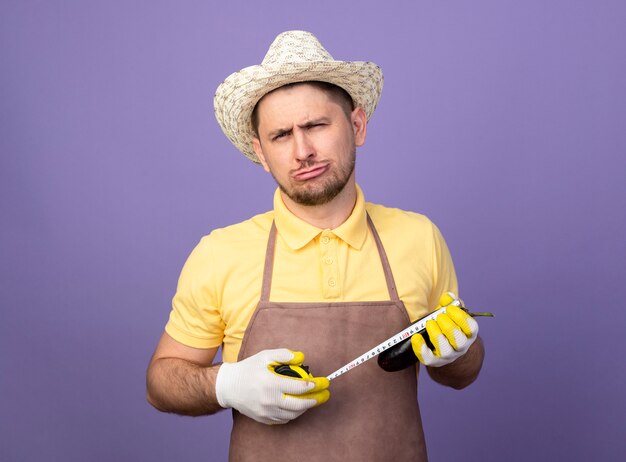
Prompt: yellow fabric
<box><xmin>165</xmin><ymin>185</ymin><xmax>458</xmax><ymax>362</ymax></box>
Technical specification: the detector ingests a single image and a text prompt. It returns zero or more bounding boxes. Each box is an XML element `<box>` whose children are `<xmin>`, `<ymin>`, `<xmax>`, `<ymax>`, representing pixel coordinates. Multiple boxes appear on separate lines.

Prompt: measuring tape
<box><xmin>326</xmin><ymin>299</ymin><xmax>461</xmax><ymax>381</ymax></box>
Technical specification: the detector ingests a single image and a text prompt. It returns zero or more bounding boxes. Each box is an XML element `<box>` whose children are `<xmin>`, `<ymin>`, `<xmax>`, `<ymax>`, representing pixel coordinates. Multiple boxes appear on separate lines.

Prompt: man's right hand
<box><xmin>215</xmin><ymin>349</ymin><xmax>330</xmax><ymax>425</ymax></box>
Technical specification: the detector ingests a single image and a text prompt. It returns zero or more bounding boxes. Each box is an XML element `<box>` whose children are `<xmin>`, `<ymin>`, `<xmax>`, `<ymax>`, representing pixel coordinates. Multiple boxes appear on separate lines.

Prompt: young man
<box><xmin>147</xmin><ymin>30</ymin><xmax>485</xmax><ymax>461</ymax></box>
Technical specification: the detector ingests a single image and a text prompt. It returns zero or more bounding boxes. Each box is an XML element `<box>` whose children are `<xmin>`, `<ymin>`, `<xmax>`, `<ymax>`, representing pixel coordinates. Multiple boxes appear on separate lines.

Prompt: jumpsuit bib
<box><xmin>229</xmin><ymin>215</ymin><xmax>428</xmax><ymax>461</ymax></box>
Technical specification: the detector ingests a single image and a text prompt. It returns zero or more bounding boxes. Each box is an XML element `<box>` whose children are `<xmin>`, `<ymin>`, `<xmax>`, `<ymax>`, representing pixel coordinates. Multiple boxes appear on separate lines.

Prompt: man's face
<box><xmin>252</xmin><ymin>84</ymin><xmax>367</xmax><ymax>207</ymax></box>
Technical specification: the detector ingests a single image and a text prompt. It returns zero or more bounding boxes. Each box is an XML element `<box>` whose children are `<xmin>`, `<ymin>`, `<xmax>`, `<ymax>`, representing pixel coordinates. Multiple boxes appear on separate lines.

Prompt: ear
<box><xmin>351</xmin><ymin>107</ymin><xmax>367</xmax><ymax>147</ymax></box>
<box><xmin>252</xmin><ymin>137</ymin><xmax>271</xmax><ymax>172</ymax></box>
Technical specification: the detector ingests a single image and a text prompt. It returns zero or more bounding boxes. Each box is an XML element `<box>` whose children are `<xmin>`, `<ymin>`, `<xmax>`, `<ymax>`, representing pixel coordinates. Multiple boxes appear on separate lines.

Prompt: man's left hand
<box><xmin>411</xmin><ymin>297</ymin><xmax>479</xmax><ymax>367</ymax></box>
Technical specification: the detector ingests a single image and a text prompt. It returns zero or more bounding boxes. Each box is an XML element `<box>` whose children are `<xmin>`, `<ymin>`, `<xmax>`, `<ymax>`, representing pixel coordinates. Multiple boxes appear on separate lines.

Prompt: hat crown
<box><xmin>214</xmin><ymin>30</ymin><xmax>383</xmax><ymax>163</ymax></box>
<box><xmin>262</xmin><ymin>30</ymin><xmax>334</xmax><ymax>66</ymax></box>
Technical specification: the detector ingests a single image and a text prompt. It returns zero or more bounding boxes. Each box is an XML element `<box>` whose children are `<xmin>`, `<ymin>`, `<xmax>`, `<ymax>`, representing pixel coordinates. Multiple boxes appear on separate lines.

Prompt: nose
<box><xmin>293</xmin><ymin>131</ymin><xmax>315</xmax><ymax>161</ymax></box>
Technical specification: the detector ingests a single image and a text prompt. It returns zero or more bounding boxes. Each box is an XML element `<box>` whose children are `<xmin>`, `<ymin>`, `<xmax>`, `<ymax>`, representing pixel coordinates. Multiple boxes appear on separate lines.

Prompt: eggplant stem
<box><xmin>467</xmin><ymin>311</ymin><xmax>495</xmax><ymax>317</ymax></box>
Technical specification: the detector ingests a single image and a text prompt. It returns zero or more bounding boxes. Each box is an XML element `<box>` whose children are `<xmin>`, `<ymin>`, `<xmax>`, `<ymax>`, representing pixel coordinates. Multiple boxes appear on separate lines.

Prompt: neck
<box><xmin>281</xmin><ymin>179</ymin><xmax>357</xmax><ymax>230</ymax></box>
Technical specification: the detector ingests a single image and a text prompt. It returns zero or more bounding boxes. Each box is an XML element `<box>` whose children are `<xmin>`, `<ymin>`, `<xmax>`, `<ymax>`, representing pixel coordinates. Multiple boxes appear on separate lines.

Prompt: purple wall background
<box><xmin>1</xmin><ymin>1</ymin><xmax>625</xmax><ymax>461</ymax></box>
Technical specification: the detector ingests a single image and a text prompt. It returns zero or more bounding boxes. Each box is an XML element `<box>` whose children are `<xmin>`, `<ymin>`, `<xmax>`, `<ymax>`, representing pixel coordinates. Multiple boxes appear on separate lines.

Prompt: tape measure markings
<box><xmin>326</xmin><ymin>302</ymin><xmax>458</xmax><ymax>381</ymax></box>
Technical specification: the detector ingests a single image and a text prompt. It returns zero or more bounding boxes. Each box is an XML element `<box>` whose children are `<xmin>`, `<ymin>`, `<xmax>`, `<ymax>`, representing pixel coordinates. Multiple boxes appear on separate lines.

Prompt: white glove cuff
<box><xmin>215</xmin><ymin>362</ymin><xmax>236</xmax><ymax>409</ymax></box>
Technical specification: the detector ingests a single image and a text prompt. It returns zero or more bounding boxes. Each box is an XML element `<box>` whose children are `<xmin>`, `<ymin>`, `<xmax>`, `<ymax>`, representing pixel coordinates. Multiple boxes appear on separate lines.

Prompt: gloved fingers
<box><xmin>276</xmin><ymin>376</ymin><xmax>319</xmax><ymax>396</ymax></box>
<box><xmin>287</xmin><ymin>388</ymin><xmax>330</xmax><ymax>407</ymax></box>
<box><xmin>268</xmin><ymin>365</ymin><xmax>330</xmax><ymax>397</ymax></box>
<box><xmin>264</xmin><ymin>350</ymin><xmax>308</xmax><ymax>378</ymax></box>
<box><xmin>411</xmin><ymin>334</ymin><xmax>437</xmax><ymax>365</ymax></box>
<box><xmin>259</xmin><ymin>348</ymin><xmax>303</xmax><ymax>365</ymax></box>
<box><xmin>424</xmin><ymin>319</ymin><xmax>445</xmax><ymax>356</ymax></box>
<box><xmin>283</xmin><ymin>350</ymin><xmax>306</xmax><ymax>365</ymax></box>
<box><xmin>307</xmin><ymin>376</ymin><xmax>330</xmax><ymax>393</ymax></box>
<box><xmin>446</xmin><ymin>305</ymin><xmax>479</xmax><ymax>337</ymax></box>
<box><xmin>264</xmin><ymin>405</ymin><xmax>311</xmax><ymax>425</ymax></box>
<box><xmin>436</xmin><ymin>313</ymin><xmax>471</xmax><ymax>351</ymax></box>
<box><xmin>257</xmin><ymin>406</ymin><xmax>308</xmax><ymax>425</ymax></box>
<box><xmin>283</xmin><ymin>376</ymin><xmax>330</xmax><ymax>406</ymax></box>
<box><xmin>437</xmin><ymin>291</ymin><xmax>457</xmax><ymax>308</ymax></box>
<box><xmin>280</xmin><ymin>394</ymin><xmax>318</xmax><ymax>413</ymax></box>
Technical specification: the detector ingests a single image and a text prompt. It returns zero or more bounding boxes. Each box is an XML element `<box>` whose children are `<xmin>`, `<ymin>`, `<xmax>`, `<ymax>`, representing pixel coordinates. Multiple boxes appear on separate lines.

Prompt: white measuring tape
<box><xmin>326</xmin><ymin>299</ymin><xmax>461</xmax><ymax>381</ymax></box>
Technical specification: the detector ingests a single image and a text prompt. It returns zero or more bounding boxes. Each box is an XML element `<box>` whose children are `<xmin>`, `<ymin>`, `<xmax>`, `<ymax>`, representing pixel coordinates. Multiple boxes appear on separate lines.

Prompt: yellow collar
<box><xmin>273</xmin><ymin>185</ymin><xmax>368</xmax><ymax>251</ymax></box>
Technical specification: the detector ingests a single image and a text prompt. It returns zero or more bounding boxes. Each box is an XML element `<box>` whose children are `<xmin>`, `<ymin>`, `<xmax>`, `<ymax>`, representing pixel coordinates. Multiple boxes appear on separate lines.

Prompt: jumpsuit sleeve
<box><xmin>165</xmin><ymin>235</ymin><xmax>225</xmax><ymax>349</ymax></box>
<box><xmin>428</xmin><ymin>221</ymin><xmax>459</xmax><ymax>310</ymax></box>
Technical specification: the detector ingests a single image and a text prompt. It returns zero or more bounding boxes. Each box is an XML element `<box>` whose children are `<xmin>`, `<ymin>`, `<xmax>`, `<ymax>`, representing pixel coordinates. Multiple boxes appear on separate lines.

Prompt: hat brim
<box><xmin>214</xmin><ymin>60</ymin><xmax>383</xmax><ymax>163</ymax></box>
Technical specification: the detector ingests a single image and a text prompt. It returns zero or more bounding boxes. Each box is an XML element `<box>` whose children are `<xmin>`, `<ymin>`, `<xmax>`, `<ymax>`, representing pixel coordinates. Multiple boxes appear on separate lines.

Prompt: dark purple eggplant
<box><xmin>378</xmin><ymin>308</ymin><xmax>493</xmax><ymax>372</ymax></box>
<box><xmin>377</xmin><ymin>329</ymin><xmax>434</xmax><ymax>372</ymax></box>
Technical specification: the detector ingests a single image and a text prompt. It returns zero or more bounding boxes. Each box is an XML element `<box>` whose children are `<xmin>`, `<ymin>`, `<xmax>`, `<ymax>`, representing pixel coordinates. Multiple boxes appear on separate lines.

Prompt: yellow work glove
<box><xmin>411</xmin><ymin>293</ymin><xmax>479</xmax><ymax>367</ymax></box>
<box><xmin>215</xmin><ymin>349</ymin><xmax>330</xmax><ymax>425</ymax></box>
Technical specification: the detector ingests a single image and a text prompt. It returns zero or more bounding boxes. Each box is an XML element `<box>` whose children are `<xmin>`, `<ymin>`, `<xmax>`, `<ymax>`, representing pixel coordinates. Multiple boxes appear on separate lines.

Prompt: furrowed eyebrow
<box><xmin>298</xmin><ymin>117</ymin><xmax>330</xmax><ymax>128</ymax></box>
<box><xmin>268</xmin><ymin>127</ymin><xmax>292</xmax><ymax>139</ymax></box>
<box><xmin>267</xmin><ymin>117</ymin><xmax>331</xmax><ymax>139</ymax></box>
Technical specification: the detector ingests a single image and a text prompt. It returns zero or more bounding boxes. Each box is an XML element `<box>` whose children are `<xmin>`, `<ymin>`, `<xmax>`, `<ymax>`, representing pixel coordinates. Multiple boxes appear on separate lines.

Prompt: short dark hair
<box><xmin>251</xmin><ymin>81</ymin><xmax>355</xmax><ymax>137</ymax></box>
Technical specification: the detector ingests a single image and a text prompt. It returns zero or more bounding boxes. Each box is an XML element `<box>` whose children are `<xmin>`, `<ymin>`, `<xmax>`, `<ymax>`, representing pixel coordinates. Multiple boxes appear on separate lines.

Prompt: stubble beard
<box><xmin>274</xmin><ymin>148</ymin><xmax>356</xmax><ymax>207</ymax></box>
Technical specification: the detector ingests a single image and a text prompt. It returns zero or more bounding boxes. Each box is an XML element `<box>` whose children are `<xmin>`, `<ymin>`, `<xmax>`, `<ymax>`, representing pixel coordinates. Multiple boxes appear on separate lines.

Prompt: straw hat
<box><xmin>213</xmin><ymin>30</ymin><xmax>384</xmax><ymax>163</ymax></box>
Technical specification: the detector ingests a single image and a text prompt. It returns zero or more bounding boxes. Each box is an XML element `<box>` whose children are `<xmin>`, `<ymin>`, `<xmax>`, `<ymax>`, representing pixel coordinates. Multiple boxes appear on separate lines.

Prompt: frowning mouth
<box><xmin>292</xmin><ymin>163</ymin><xmax>330</xmax><ymax>181</ymax></box>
